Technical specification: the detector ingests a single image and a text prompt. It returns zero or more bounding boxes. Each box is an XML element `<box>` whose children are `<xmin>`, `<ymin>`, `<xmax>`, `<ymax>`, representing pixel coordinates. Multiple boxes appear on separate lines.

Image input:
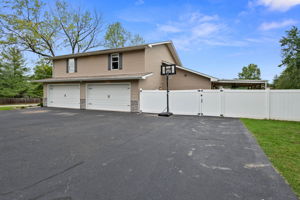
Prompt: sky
<box><xmin>49</xmin><ymin>0</ymin><xmax>300</xmax><ymax>81</ymax></box>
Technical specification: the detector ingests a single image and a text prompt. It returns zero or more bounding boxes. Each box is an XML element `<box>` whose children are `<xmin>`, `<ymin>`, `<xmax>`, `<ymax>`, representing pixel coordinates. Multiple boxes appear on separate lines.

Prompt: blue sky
<box><xmin>55</xmin><ymin>0</ymin><xmax>300</xmax><ymax>81</ymax></box>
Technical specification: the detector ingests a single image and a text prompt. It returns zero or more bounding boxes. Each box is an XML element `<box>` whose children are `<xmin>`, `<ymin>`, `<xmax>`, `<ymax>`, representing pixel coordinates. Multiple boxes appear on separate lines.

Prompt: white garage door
<box><xmin>86</xmin><ymin>83</ymin><xmax>131</xmax><ymax>112</ymax></box>
<box><xmin>48</xmin><ymin>84</ymin><xmax>80</xmax><ymax>109</ymax></box>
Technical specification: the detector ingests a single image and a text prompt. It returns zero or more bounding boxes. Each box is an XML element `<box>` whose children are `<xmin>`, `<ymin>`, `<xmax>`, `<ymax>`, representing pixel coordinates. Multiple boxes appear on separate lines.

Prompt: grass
<box><xmin>241</xmin><ymin>118</ymin><xmax>300</xmax><ymax>198</ymax></box>
<box><xmin>0</xmin><ymin>106</ymin><xmax>16</xmax><ymax>111</ymax></box>
<box><xmin>0</xmin><ymin>106</ymin><xmax>27</xmax><ymax>110</ymax></box>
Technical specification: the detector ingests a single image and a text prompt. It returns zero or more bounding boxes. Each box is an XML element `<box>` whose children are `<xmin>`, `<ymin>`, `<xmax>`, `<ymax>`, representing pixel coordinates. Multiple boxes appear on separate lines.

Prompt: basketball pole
<box><xmin>166</xmin><ymin>72</ymin><xmax>170</xmax><ymax>113</ymax></box>
<box><xmin>158</xmin><ymin>70</ymin><xmax>173</xmax><ymax>117</ymax></box>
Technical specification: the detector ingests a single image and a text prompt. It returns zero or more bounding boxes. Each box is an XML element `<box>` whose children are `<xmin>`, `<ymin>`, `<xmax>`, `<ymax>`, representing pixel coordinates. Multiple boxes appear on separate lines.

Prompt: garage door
<box><xmin>48</xmin><ymin>84</ymin><xmax>80</xmax><ymax>109</ymax></box>
<box><xmin>86</xmin><ymin>83</ymin><xmax>131</xmax><ymax>112</ymax></box>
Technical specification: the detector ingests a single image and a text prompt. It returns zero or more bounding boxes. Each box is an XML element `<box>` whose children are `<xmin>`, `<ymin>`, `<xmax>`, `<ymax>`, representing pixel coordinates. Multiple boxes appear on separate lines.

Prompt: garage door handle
<box><xmin>88</xmin><ymin>103</ymin><xmax>92</xmax><ymax>105</ymax></box>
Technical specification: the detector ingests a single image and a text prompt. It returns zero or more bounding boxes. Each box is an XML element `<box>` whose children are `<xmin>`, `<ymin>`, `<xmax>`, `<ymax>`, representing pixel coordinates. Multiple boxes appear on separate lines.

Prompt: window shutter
<box><xmin>74</xmin><ymin>58</ymin><xmax>77</xmax><ymax>72</ymax></box>
<box><xmin>108</xmin><ymin>54</ymin><xmax>111</xmax><ymax>70</ymax></box>
<box><xmin>66</xmin><ymin>59</ymin><xmax>69</xmax><ymax>73</ymax></box>
<box><xmin>119</xmin><ymin>53</ymin><xmax>123</xmax><ymax>70</ymax></box>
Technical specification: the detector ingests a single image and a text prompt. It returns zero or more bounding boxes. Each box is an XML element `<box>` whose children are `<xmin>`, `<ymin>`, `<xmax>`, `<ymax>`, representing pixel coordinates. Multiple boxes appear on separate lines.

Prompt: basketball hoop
<box><xmin>159</xmin><ymin>63</ymin><xmax>176</xmax><ymax>117</ymax></box>
<box><xmin>161</xmin><ymin>64</ymin><xmax>176</xmax><ymax>75</ymax></box>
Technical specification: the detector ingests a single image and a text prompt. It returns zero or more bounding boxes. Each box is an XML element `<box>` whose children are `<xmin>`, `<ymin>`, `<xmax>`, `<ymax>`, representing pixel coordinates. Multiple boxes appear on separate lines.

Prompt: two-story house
<box><xmin>36</xmin><ymin>41</ymin><xmax>217</xmax><ymax>112</ymax></box>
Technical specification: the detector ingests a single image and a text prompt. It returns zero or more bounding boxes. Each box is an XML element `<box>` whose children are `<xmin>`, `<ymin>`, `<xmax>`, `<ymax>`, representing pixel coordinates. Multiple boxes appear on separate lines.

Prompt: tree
<box><xmin>274</xmin><ymin>26</ymin><xmax>300</xmax><ymax>89</ymax></box>
<box><xmin>279</xmin><ymin>26</ymin><xmax>300</xmax><ymax>69</ymax></box>
<box><xmin>104</xmin><ymin>22</ymin><xmax>145</xmax><ymax>48</ymax></box>
<box><xmin>273</xmin><ymin>67</ymin><xmax>300</xmax><ymax>89</ymax></box>
<box><xmin>54</xmin><ymin>0</ymin><xmax>103</xmax><ymax>53</ymax></box>
<box><xmin>27</xmin><ymin>59</ymin><xmax>52</xmax><ymax>97</ymax></box>
<box><xmin>0</xmin><ymin>0</ymin><xmax>103</xmax><ymax>57</ymax></box>
<box><xmin>0</xmin><ymin>47</ymin><xmax>29</xmax><ymax>97</ymax></box>
<box><xmin>238</xmin><ymin>64</ymin><xmax>261</xmax><ymax>80</ymax></box>
<box><xmin>129</xmin><ymin>33</ymin><xmax>145</xmax><ymax>46</ymax></box>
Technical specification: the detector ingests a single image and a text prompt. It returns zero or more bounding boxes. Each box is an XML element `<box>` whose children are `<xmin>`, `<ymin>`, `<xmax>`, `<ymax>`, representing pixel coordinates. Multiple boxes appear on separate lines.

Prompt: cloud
<box><xmin>192</xmin><ymin>23</ymin><xmax>221</xmax><ymax>37</ymax></box>
<box><xmin>152</xmin><ymin>12</ymin><xmax>234</xmax><ymax>50</ymax></box>
<box><xmin>152</xmin><ymin>11</ymin><xmax>250</xmax><ymax>51</ymax></box>
<box><xmin>259</xmin><ymin>19</ymin><xmax>298</xmax><ymax>30</ymax></box>
<box><xmin>157</xmin><ymin>25</ymin><xmax>182</xmax><ymax>33</ymax></box>
<box><xmin>135</xmin><ymin>0</ymin><xmax>144</xmax><ymax>5</ymax></box>
<box><xmin>179</xmin><ymin>12</ymin><xmax>219</xmax><ymax>23</ymax></box>
<box><xmin>250</xmin><ymin>0</ymin><xmax>300</xmax><ymax>11</ymax></box>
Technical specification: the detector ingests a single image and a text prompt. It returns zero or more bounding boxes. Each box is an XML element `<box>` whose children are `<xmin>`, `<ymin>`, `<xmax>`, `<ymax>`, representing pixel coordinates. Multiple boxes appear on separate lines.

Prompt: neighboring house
<box><xmin>36</xmin><ymin>41</ymin><xmax>267</xmax><ymax>112</ymax></box>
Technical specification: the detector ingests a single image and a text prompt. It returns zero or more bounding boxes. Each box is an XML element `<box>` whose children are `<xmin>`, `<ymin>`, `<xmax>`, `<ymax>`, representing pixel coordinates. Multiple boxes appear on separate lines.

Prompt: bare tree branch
<box><xmin>0</xmin><ymin>0</ymin><xmax>104</xmax><ymax>58</ymax></box>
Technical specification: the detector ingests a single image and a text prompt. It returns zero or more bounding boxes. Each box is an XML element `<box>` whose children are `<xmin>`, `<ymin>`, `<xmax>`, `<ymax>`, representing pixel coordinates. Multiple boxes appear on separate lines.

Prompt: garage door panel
<box><xmin>87</xmin><ymin>101</ymin><xmax>130</xmax><ymax>111</ymax></box>
<box><xmin>48</xmin><ymin>85</ymin><xmax>80</xmax><ymax>109</ymax></box>
<box><xmin>86</xmin><ymin>83</ymin><xmax>131</xmax><ymax>112</ymax></box>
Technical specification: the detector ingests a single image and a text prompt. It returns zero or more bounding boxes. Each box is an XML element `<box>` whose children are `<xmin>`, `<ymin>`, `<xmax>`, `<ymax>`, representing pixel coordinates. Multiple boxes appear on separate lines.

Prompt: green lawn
<box><xmin>241</xmin><ymin>118</ymin><xmax>300</xmax><ymax>198</ymax></box>
<box><xmin>0</xmin><ymin>106</ymin><xmax>16</xmax><ymax>111</ymax></box>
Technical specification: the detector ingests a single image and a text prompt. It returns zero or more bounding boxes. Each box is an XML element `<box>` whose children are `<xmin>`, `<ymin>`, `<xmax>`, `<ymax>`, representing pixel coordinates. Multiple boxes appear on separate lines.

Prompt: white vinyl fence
<box><xmin>140</xmin><ymin>89</ymin><xmax>300</xmax><ymax>121</ymax></box>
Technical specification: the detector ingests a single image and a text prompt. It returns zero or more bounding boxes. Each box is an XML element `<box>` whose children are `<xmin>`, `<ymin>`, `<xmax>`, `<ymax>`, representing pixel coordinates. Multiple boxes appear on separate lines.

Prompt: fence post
<box><xmin>139</xmin><ymin>88</ymin><xmax>143</xmax><ymax>113</ymax></box>
<box><xmin>198</xmin><ymin>89</ymin><xmax>202</xmax><ymax>116</ymax></box>
<box><xmin>265</xmin><ymin>88</ymin><xmax>270</xmax><ymax>119</ymax></box>
<box><xmin>220</xmin><ymin>89</ymin><xmax>225</xmax><ymax>117</ymax></box>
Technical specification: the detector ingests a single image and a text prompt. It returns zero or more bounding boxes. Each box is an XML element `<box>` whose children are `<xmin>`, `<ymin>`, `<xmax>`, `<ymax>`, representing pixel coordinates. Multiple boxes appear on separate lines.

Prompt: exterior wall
<box><xmin>45</xmin><ymin>44</ymin><xmax>212</xmax><ymax>111</ymax></box>
<box><xmin>80</xmin><ymin>83</ymin><xmax>86</xmax><ymax>109</ymax></box>
<box><xmin>53</xmin><ymin>50</ymin><xmax>145</xmax><ymax>78</ymax></box>
<box><xmin>43</xmin><ymin>83</ymin><xmax>48</xmax><ymax>106</ymax></box>
<box><xmin>163</xmin><ymin>68</ymin><xmax>212</xmax><ymax>90</ymax></box>
<box><xmin>139</xmin><ymin>45</ymin><xmax>177</xmax><ymax>90</ymax></box>
<box><xmin>130</xmin><ymin>80</ymin><xmax>139</xmax><ymax>112</ymax></box>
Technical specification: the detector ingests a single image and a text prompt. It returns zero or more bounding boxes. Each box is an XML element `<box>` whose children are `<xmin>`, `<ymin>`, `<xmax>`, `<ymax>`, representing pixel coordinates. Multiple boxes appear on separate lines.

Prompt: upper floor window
<box><xmin>108</xmin><ymin>53</ymin><xmax>122</xmax><ymax>70</ymax></box>
<box><xmin>67</xmin><ymin>58</ymin><xmax>77</xmax><ymax>73</ymax></box>
<box><xmin>111</xmin><ymin>53</ymin><xmax>119</xmax><ymax>70</ymax></box>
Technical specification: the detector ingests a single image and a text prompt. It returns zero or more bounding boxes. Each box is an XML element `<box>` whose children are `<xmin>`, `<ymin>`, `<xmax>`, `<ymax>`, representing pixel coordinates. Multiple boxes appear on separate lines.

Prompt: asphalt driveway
<box><xmin>0</xmin><ymin>108</ymin><xmax>297</xmax><ymax>200</ymax></box>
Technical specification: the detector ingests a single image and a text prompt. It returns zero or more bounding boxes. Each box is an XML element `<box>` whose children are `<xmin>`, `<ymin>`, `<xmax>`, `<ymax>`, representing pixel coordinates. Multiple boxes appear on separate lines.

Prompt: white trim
<box><xmin>141</xmin><ymin>73</ymin><xmax>153</xmax><ymax>79</ymax></box>
<box><xmin>214</xmin><ymin>80</ymin><xmax>268</xmax><ymax>84</ymax></box>
<box><xmin>85</xmin><ymin>82</ymin><xmax>131</xmax><ymax>112</ymax></box>
<box><xmin>67</xmin><ymin>58</ymin><xmax>76</xmax><ymax>73</ymax></box>
<box><xmin>35</xmin><ymin>73</ymin><xmax>153</xmax><ymax>83</ymax></box>
<box><xmin>111</xmin><ymin>53</ymin><xmax>120</xmax><ymax>70</ymax></box>
<box><xmin>148</xmin><ymin>41</ymin><xmax>171</xmax><ymax>47</ymax></box>
<box><xmin>166</xmin><ymin>42</ymin><xmax>182</xmax><ymax>66</ymax></box>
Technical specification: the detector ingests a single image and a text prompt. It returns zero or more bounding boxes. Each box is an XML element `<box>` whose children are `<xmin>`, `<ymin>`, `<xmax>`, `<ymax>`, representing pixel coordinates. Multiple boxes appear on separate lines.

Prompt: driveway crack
<box><xmin>0</xmin><ymin>161</ymin><xmax>84</xmax><ymax>196</ymax></box>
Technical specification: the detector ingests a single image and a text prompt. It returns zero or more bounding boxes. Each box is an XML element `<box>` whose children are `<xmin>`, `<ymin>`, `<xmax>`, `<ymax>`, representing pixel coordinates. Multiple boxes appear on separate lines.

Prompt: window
<box><xmin>67</xmin><ymin>58</ymin><xmax>76</xmax><ymax>73</ymax></box>
<box><xmin>111</xmin><ymin>53</ymin><xmax>119</xmax><ymax>70</ymax></box>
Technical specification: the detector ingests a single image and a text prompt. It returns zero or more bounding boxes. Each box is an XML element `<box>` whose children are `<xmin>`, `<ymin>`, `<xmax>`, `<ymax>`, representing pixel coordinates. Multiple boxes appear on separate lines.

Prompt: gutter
<box><xmin>32</xmin><ymin>73</ymin><xmax>153</xmax><ymax>83</ymax></box>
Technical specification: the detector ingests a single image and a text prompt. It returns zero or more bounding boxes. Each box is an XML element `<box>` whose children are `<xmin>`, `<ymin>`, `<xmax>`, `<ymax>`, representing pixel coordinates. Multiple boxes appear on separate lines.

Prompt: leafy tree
<box><xmin>31</xmin><ymin>59</ymin><xmax>52</xmax><ymax>80</ymax></box>
<box><xmin>27</xmin><ymin>59</ymin><xmax>52</xmax><ymax>97</ymax></box>
<box><xmin>274</xmin><ymin>26</ymin><xmax>300</xmax><ymax>89</ymax></box>
<box><xmin>0</xmin><ymin>47</ymin><xmax>29</xmax><ymax>97</ymax></box>
<box><xmin>129</xmin><ymin>33</ymin><xmax>145</xmax><ymax>46</ymax></box>
<box><xmin>104</xmin><ymin>22</ymin><xmax>145</xmax><ymax>48</ymax></box>
<box><xmin>279</xmin><ymin>26</ymin><xmax>300</xmax><ymax>69</ymax></box>
<box><xmin>238</xmin><ymin>64</ymin><xmax>261</xmax><ymax>80</ymax></box>
<box><xmin>0</xmin><ymin>0</ymin><xmax>103</xmax><ymax>57</ymax></box>
<box><xmin>104</xmin><ymin>22</ymin><xmax>129</xmax><ymax>48</ymax></box>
